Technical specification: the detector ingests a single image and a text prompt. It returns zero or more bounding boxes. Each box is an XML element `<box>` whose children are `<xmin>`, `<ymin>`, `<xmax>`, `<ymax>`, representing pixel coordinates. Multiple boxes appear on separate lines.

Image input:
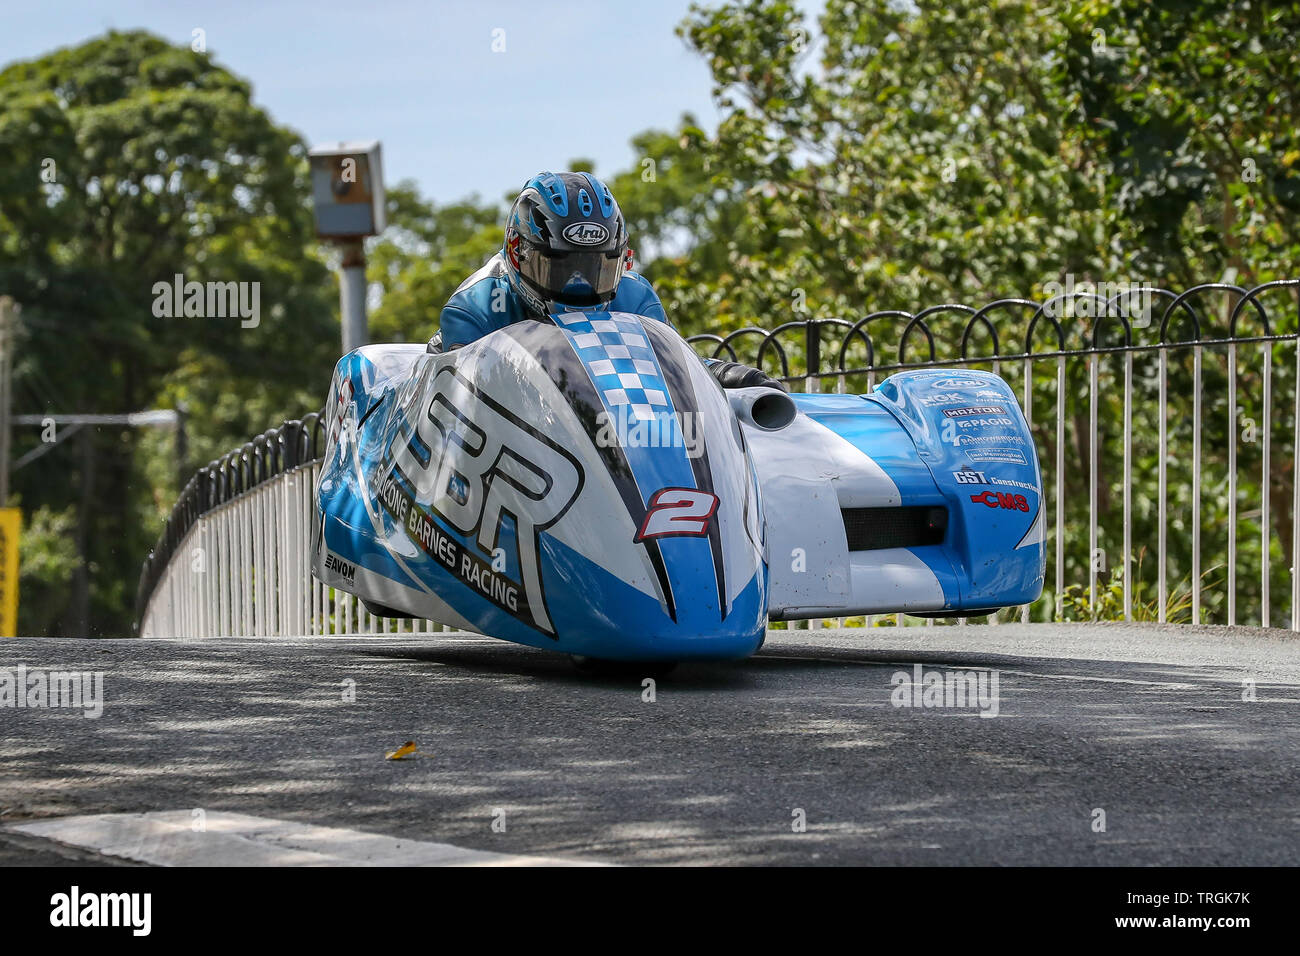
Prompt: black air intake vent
<box><xmin>841</xmin><ymin>506</ymin><xmax>947</xmax><ymax>551</ymax></box>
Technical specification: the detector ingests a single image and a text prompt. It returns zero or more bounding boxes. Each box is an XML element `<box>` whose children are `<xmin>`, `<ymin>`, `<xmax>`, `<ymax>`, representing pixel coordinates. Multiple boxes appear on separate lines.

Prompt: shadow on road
<box><xmin>0</xmin><ymin>630</ymin><xmax>1296</xmax><ymax>864</ymax></box>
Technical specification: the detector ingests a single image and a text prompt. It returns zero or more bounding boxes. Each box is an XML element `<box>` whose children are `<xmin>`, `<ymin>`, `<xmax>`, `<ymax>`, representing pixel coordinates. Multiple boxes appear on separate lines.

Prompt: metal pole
<box><xmin>71</xmin><ymin>426</ymin><xmax>95</xmax><ymax>636</ymax></box>
<box><xmin>175</xmin><ymin>402</ymin><xmax>189</xmax><ymax>495</ymax></box>
<box><xmin>339</xmin><ymin>238</ymin><xmax>367</xmax><ymax>354</ymax></box>
<box><xmin>805</xmin><ymin>320</ymin><xmax>820</xmax><ymax>393</ymax></box>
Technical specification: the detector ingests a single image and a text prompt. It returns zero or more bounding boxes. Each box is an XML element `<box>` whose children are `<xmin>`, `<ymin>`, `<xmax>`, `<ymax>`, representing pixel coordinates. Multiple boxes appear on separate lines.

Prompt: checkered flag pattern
<box><xmin>554</xmin><ymin>312</ymin><xmax>671</xmax><ymax>421</ymax></box>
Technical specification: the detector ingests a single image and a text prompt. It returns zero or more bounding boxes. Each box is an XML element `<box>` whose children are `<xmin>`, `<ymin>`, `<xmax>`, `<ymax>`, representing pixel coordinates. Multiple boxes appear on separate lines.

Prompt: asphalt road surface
<box><xmin>2</xmin><ymin>623</ymin><xmax>1297</xmax><ymax>865</ymax></box>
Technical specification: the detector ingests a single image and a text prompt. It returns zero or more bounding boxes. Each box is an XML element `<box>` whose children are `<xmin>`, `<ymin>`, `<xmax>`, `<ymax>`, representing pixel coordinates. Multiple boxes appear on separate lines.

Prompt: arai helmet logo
<box><xmin>930</xmin><ymin>377</ymin><xmax>988</xmax><ymax>389</ymax></box>
<box><xmin>562</xmin><ymin>221</ymin><xmax>610</xmax><ymax>245</ymax></box>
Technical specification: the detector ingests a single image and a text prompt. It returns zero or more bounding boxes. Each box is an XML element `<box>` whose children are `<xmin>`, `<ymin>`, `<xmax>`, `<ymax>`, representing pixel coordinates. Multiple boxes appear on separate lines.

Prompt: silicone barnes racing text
<box><xmin>311</xmin><ymin>312</ymin><xmax>1045</xmax><ymax>662</ymax></box>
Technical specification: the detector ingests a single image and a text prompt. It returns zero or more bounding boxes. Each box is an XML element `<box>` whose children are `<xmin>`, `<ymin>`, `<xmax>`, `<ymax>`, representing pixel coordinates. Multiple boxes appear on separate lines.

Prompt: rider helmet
<box><xmin>502</xmin><ymin>171</ymin><xmax>632</xmax><ymax>316</ymax></box>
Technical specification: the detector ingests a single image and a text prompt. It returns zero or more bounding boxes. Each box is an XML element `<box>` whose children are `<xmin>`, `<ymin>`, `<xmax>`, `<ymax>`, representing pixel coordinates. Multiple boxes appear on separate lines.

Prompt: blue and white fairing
<box><xmin>312</xmin><ymin>313</ymin><xmax>767</xmax><ymax>661</ymax></box>
<box><xmin>755</xmin><ymin>371</ymin><xmax>1045</xmax><ymax>620</ymax></box>
<box><xmin>312</xmin><ymin>313</ymin><xmax>1045</xmax><ymax>661</ymax></box>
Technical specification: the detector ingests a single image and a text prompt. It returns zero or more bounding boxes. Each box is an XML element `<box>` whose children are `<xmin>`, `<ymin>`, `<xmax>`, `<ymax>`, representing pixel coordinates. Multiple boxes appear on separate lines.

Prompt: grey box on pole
<box><xmin>309</xmin><ymin>141</ymin><xmax>386</xmax><ymax>239</ymax></box>
<box><xmin>309</xmin><ymin>141</ymin><xmax>385</xmax><ymax>355</ymax></box>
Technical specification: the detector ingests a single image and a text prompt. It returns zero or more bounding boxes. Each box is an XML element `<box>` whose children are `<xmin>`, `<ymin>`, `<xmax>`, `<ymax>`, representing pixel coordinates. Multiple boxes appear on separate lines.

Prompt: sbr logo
<box><xmin>385</xmin><ymin>366</ymin><xmax>583</xmax><ymax>636</ymax></box>
<box><xmin>970</xmin><ymin>491</ymin><xmax>1029</xmax><ymax>511</ymax></box>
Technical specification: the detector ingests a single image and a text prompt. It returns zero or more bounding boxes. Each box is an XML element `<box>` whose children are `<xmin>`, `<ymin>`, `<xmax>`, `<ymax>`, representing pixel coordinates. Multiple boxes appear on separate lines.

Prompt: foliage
<box><xmin>0</xmin><ymin>31</ymin><xmax>337</xmax><ymax>634</ymax></box>
<box><xmin>1061</xmin><ymin>0</ymin><xmax>1300</xmax><ymax>287</ymax></box>
<box><xmin>16</xmin><ymin>504</ymin><xmax>80</xmax><ymax>633</ymax></box>
<box><xmin>1059</xmin><ymin>553</ymin><xmax>1222</xmax><ymax>624</ymax></box>
<box><xmin>364</xmin><ymin>182</ymin><xmax>501</xmax><ymax>344</ymax></box>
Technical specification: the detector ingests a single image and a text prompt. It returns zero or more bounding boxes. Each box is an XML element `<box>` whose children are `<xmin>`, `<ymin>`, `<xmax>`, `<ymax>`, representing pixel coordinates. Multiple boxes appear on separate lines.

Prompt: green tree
<box><xmin>675</xmin><ymin>0</ymin><xmax>1111</xmax><ymax>333</ymax></box>
<box><xmin>606</xmin><ymin>120</ymin><xmax>756</xmax><ymax>336</ymax></box>
<box><xmin>0</xmin><ymin>31</ymin><xmax>337</xmax><ymax>635</ymax></box>
<box><xmin>1061</xmin><ymin>0</ymin><xmax>1300</xmax><ymax>287</ymax></box>
<box><xmin>365</xmin><ymin>182</ymin><xmax>501</xmax><ymax>344</ymax></box>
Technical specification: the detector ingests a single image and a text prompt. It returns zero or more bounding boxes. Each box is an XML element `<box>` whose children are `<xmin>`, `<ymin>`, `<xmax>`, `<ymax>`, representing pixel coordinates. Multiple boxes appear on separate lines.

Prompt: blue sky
<box><xmin>3</xmin><ymin>0</ymin><xmax>729</xmax><ymax>207</ymax></box>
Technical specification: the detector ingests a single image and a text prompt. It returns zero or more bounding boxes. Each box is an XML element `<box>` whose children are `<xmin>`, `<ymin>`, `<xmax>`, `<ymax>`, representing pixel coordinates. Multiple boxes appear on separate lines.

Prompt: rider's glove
<box><xmin>706</xmin><ymin>360</ymin><xmax>788</xmax><ymax>392</ymax></box>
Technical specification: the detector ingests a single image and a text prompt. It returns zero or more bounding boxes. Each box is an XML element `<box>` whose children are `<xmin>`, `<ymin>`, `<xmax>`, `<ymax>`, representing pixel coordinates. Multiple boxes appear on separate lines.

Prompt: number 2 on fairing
<box><xmin>635</xmin><ymin>488</ymin><xmax>719</xmax><ymax>541</ymax></box>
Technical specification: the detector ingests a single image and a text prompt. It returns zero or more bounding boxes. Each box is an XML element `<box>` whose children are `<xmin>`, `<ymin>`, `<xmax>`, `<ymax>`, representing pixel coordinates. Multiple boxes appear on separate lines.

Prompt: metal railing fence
<box><xmin>136</xmin><ymin>414</ymin><xmax>457</xmax><ymax>637</ymax></box>
<box><xmin>688</xmin><ymin>279</ymin><xmax>1300</xmax><ymax>628</ymax></box>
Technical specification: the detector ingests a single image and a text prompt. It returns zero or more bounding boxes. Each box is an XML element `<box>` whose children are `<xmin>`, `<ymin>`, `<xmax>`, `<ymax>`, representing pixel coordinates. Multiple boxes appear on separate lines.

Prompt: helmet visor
<box><xmin>518</xmin><ymin>248</ymin><xmax>624</xmax><ymax>307</ymax></box>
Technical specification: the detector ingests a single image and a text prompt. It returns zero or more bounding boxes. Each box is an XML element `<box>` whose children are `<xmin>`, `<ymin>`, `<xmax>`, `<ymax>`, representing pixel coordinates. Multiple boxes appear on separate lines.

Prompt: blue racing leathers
<box><xmin>438</xmin><ymin>252</ymin><xmax>668</xmax><ymax>348</ymax></box>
